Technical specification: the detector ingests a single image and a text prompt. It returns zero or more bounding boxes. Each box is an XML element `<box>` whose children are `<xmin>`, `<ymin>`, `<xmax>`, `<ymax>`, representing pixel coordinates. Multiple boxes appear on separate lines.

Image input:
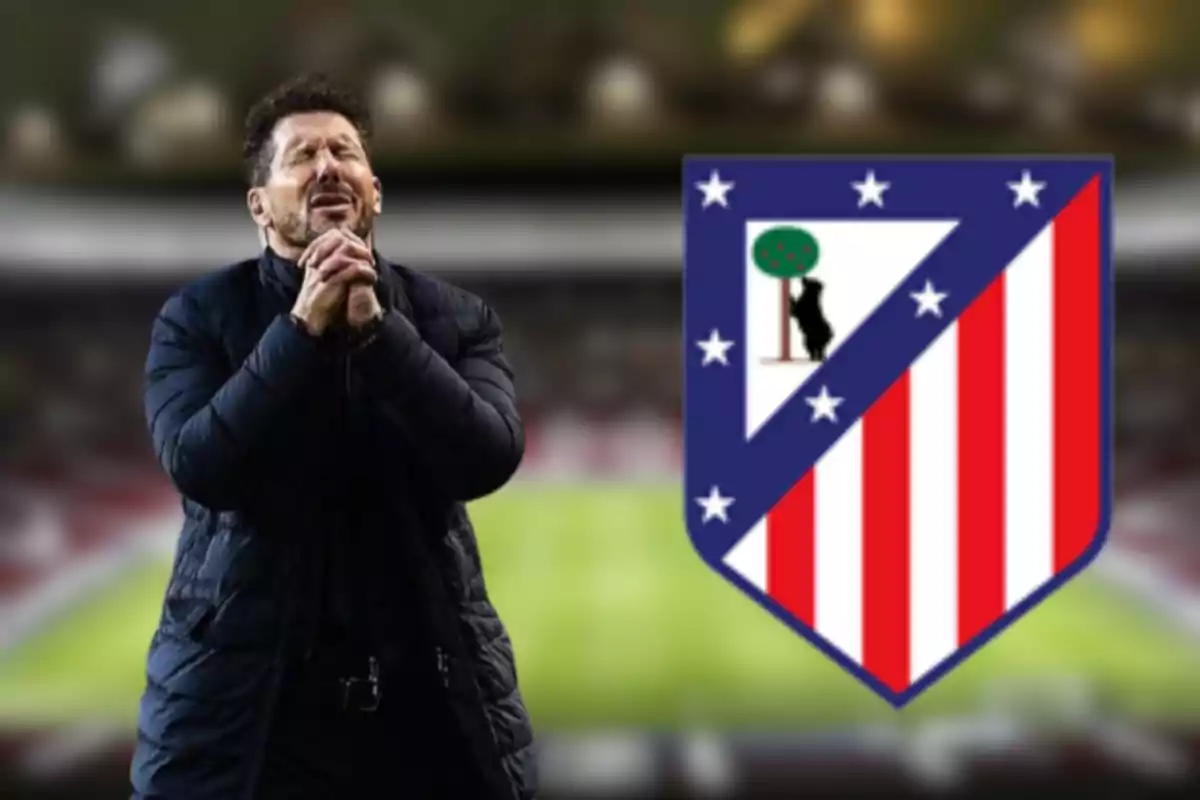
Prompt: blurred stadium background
<box><xmin>2</xmin><ymin>1</ymin><xmax>1200</xmax><ymax>797</ymax></box>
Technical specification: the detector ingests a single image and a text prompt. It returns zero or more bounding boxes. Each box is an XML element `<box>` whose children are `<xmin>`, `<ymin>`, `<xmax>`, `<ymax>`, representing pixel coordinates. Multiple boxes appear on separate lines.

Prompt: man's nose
<box><xmin>314</xmin><ymin>149</ymin><xmax>340</xmax><ymax>178</ymax></box>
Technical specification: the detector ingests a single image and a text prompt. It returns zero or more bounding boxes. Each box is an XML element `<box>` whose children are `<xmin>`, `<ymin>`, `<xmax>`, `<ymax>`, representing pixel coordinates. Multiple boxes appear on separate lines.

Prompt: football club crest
<box><xmin>683</xmin><ymin>156</ymin><xmax>1113</xmax><ymax>707</ymax></box>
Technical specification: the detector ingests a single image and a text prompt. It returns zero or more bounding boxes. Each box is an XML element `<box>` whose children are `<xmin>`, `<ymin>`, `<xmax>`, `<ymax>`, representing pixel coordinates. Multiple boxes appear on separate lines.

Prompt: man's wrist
<box><xmin>289</xmin><ymin>311</ymin><xmax>324</xmax><ymax>338</ymax></box>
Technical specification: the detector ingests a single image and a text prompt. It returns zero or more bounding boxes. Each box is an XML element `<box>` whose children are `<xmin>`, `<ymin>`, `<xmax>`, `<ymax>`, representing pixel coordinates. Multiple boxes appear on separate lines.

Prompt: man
<box><xmin>130</xmin><ymin>73</ymin><xmax>536</xmax><ymax>799</ymax></box>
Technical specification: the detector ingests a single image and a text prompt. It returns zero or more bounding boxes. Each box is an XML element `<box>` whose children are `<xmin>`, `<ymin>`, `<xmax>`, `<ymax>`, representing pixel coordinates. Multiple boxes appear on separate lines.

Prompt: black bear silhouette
<box><xmin>789</xmin><ymin>277</ymin><xmax>834</xmax><ymax>362</ymax></box>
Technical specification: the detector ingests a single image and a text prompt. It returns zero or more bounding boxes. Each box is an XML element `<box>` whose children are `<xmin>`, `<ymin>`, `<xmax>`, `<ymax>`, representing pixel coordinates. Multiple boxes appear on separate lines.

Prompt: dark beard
<box><xmin>275</xmin><ymin>207</ymin><xmax>374</xmax><ymax>250</ymax></box>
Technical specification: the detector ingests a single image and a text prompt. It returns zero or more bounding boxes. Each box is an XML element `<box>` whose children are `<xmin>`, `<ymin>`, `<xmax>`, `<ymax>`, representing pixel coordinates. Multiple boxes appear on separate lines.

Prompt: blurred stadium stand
<box><xmin>4</xmin><ymin>1</ymin><xmax>1200</xmax><ymax>798</ymax></box>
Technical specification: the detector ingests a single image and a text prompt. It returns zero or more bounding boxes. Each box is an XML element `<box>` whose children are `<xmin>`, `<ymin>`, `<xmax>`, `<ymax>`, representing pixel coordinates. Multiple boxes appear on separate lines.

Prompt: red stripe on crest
<box><xmin>767</xmin><ymin>472</ymin><xmax>815</xmax><ymax>625</ymax></box>
<box><xmin>863</xmin><ymin>372</ymin><xmax>912</xmax><ymax>691</ymax></box>
<box><xmin>1054</xmin><ymin>178</ymin><xmax>1103</xmax><ymax>572</ymax></box>
<box><xmin>957</xmin><ymin>275</ymin><xmax>1007</xmax><ymax>645</ymax></box>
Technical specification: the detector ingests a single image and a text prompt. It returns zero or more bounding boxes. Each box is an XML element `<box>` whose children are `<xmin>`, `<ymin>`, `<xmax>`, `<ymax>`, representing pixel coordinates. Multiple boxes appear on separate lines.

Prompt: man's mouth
<box><xmin>309</xmin><ymin>193</ymin><xmax>354</xmax><ymax>211</ymax></box>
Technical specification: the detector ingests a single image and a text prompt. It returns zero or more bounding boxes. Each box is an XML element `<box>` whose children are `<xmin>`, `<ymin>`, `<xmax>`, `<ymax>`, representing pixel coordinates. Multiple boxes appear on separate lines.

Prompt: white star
<box><xmin>1007</xmin><ymin>169</ymin><xmax>1046</xmax><ymax>208</ymax></box>
<box><xmin>695</xmin><ymin>169</ymin><xmax>734</xmax><ymax>208</ymax></box>
<box><xmin>910</xmin><ymin>279</ymin><xmax>948</xmax><ymax>318</ymax></box>
<box><xmin>696</xmin><ymin>329</ymin><xmax>734</xmax><ymax>366</ymax></box>
<box><xmin>852</xmin><ymin>169</ymin><xmax>889</xmax><ymax>208</ymax></box>
<box><xmin>805</xmin><ymin>385</ymin><xmax>843</xmax><ymax>423</ymax></box>
<box><xmin>695</xmin><ymin>486</ymin><xmax>734</xmax><ymax>523</ymax></box>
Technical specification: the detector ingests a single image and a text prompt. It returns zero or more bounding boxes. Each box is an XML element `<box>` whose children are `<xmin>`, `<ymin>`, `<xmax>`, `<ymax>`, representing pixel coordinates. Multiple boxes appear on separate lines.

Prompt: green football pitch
<box><xmin>2</xmin><ymin>484</ymin><xmax>1200</xmax><ymax>732</ymax></box>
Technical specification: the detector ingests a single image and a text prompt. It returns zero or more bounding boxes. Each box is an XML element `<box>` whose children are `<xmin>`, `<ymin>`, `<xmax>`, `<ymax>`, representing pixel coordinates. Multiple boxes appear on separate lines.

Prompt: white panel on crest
<box><xmin>743</xmin><ymin>220</ymin><xmax>959</xmax><ymax>439</ymax></box>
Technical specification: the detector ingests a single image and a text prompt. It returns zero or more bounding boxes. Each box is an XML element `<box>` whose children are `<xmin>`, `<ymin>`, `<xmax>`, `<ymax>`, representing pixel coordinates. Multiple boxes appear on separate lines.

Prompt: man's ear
<box><xmin>373</xmin><ymin>177</ymin><xmax>382</xmax><ymax>215</ymax></box>
<box><xmin>247</xmin><ymin>187</ymin><xmax>270</xmax><ymax>228</ymax></box>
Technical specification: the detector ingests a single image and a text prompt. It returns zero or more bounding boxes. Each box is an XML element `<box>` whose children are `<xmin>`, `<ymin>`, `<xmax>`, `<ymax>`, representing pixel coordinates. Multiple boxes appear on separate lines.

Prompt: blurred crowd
<box><xmin>1116</xmin><ymin>278</ymin><xmax>1200</xmax><ymax>465</ymax></box>
<box><xmin>0</xmin><ymin>272</ymin><xmax>685</xmax><ymax>473</ymax></box>
<box><xmin>1</xmin><ymin>268</ymin><xmax>1200</xmax><ymax>486</ymax></box>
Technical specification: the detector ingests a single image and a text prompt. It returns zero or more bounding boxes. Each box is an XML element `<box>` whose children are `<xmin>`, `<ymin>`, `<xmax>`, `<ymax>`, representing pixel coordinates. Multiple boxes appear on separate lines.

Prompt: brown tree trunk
<box><xmin>779</xmin><ymin>278</ymin><xmax>792</xmax><ymax>362</ymax></box>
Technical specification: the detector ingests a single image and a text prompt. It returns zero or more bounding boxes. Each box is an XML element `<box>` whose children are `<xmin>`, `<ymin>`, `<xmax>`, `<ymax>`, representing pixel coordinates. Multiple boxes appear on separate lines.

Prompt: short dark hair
<box><xmin>241</xmin><ymin>72</ymin><xmax>372</xmax><ymax>186</ymax></box>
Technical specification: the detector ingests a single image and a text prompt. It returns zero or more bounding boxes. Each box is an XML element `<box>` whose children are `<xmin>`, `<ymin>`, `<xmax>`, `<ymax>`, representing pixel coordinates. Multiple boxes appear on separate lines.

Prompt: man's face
<box><xmin>249</xmin><ymin>111</ymin><xmax>381</xmax><ymax>250</ymax></box>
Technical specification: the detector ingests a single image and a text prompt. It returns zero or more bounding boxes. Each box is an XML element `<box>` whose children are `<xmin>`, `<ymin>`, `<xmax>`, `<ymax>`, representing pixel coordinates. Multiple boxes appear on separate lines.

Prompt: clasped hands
<box><xmin>290</xmin><ymin>228</ymin><xmax>383</xmax><ymax>337</ymax></box>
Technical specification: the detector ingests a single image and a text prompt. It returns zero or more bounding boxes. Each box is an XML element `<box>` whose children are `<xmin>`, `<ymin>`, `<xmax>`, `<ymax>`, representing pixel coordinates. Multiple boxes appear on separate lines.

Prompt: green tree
<box><xmin>752</xmin><ymin>226</ymin><xmax>820</xmax><ymax>361</ymax></box>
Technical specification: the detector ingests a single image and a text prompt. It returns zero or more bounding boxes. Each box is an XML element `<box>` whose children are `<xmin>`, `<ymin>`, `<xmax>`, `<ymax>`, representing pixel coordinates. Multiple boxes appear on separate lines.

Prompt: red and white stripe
<box><xmin>725</xmin><ymin>177</ymin><xmax>1103</xmax><ymax>693</ymax></box>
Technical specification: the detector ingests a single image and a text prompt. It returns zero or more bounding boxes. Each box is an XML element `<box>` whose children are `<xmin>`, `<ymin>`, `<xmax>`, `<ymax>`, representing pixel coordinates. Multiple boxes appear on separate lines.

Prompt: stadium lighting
<box><xmin>854</xmin><ymin>0</ymin><xmax>927</xmax><ymax>56</ymax></box>
<box><xmin>583</xmin><ymin>55</ymin><xmax>660</xmax><ymax>128</ymax></box>
<box><xmin>122</xmin><ymin>79</ymin><xmax>231</xmax><ymax>166</ymax></box>
<box><xmin>171</xmin><ymin>81</ymin><xmax>229</xmax><ymax>137</ymax></box>
<box><xmin>815</xmin><ymin>62</ymin><xmax>877</xmax><ymax>119</ymax></box>
<box><xmin>725</xmin><ymin>0</ymin><xmax>818</xmax><ymax>64</ymax></box>
<box><xmin>1067</xmin><ymin>0</ymin><xmax>1148</xmax><ymax>73</ymax></box>
<box><xmin>369</xmin><ymin>64</ymin><xmax>434</xmax><ymax>134</ymax></box>
<box><xmin>90</xmin><ymin>25</ymin><xmax>174</xmax><ymax>125</ymax></box>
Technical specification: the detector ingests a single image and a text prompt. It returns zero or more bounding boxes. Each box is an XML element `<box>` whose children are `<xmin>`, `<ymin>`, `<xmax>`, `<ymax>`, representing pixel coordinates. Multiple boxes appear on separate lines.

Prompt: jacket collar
<box><xmin>259</xmin><ymin>242</ymin><xmax>413</xmax><ymax>321</ymax></box>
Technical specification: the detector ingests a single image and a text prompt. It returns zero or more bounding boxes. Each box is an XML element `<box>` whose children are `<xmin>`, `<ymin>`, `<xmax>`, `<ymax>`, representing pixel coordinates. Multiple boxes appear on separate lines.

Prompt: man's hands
<box><xmin>345</xmin><ymin>280</ymin><xmax>383</xmax><ymax>330</ymax></box>
<box><xmin>290</xmin><ymin>229</ymin><xmax>381</xmax><ymax>336</ymax></box>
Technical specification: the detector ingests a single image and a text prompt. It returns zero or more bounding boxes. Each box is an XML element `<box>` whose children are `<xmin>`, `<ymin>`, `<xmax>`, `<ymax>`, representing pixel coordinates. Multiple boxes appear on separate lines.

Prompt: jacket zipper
<box><xmin>338</xmin><ymin>353</ymin><xmax>353</xmax><ymax>654</ymax></box>
<box><xmin>303</xmin><ymin>352</ymin><xmax>350</xmax><ymax>661</ymax></box>
<box><xmin>340</xmin><ymin>349</ymin><xmax>450</xmax><ymax>689</ymax></box>
<box><xmin>334</xmin><ymin>353</ymin><xmax>352</xmax><ymax>635</ymax></box>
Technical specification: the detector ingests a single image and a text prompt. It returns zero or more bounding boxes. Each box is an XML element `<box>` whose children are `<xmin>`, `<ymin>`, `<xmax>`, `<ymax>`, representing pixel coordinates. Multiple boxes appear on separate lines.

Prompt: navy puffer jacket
<box><xmin>129</xmin><ymin>248</ymin><xmax>537</xmax><ymax>798</ymax></box>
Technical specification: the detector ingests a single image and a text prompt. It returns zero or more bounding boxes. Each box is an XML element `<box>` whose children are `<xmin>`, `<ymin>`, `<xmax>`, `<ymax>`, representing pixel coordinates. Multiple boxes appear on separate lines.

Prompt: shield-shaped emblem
<box><xmin>683</xmin><ymin>156</ymin><xmax>1113</xmax><ymax>707</ymax></box>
